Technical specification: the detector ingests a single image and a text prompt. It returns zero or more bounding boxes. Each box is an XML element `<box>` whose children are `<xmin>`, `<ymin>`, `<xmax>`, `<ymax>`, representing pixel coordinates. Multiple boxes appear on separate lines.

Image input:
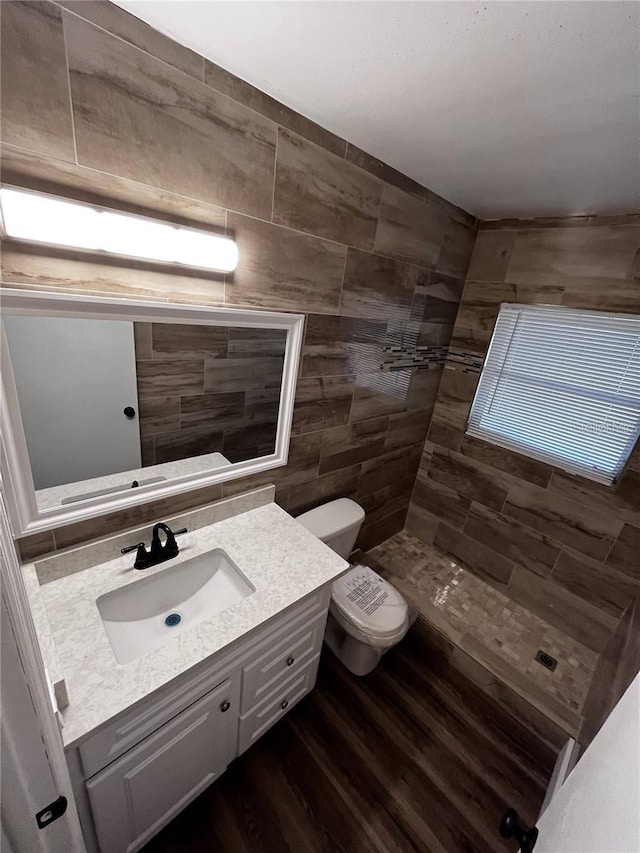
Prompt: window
<box><xmin>467</xmin><ymin>304</ymin><xmax>640</xmax><ymax>485</ymax></box>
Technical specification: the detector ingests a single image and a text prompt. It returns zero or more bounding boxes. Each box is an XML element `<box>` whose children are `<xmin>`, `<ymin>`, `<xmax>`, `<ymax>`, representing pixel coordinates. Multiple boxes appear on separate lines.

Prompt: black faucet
<box><xmin>121</xmin><ymin>522</ymin><xmax>188</xmax><ymax>570</ymax></box>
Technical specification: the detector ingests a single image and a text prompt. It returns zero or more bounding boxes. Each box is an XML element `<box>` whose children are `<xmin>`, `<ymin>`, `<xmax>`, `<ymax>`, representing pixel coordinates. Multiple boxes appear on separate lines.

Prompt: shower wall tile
<box><xmin>551</xmin><ymin>549</ymin><xmax>638</xmax><ymax>618</ymax></box>
<box><xmin>0</xmin><ymin>144</ymin><xmax>228</xmax><ymax>230</ymax></box>
<box><xmin>503</xmin><ymin>482</ymin><xmax>622</xmax><ymax>562</ymax></box>
<box><xmin>318</xmin><ymin>417</ymin><xmax>388</xmax><ymax>475</ymax></box>
<box><xmin>204</xmin><ymin>60</ymin><xmax>346</xmax><ymax>157</ymax></box>
<box><xmin>408</xmin><ymin>215</ymin><xmax>640</xmax><ymax>653</ymax></box>
<box><xmin>227</xmin><ymin>213</ymin><xmax>346</xmax><ymax>314</ymax></box>
<box><xmin>429</xmin><ymin>447</ymin><xmax>511</xmax><ymax>513</ymax></box>
<box><xmin>340</xmin><ymin>249</ymin><xmax>418</xmax><ymax>320</ymax></box>
<box><xmin>434</xmin><ymin>523</ymin><xmax>513</xmax><ymax>591</ymax></box>
<box><xmin>605</xmin><ymin>523</ymin><xmax>640</xmax><ymax>580</ymax></box>
<box><xmin>5</xmin><ymin>2</ymin><xmax>477</xmax><ymax>560</ymax></box>
<box><xmin>65</xmin><ymin>13</ymin><xmax>277</xmax><ymax>219</ymax></box>
<box><xmin>464</xmin><ymin>502</ymin><xmax>561</xmax><ymax>578</ymax></box>
<box><xmin>506</xmin><ymin>566</ymin><xmax>616</xmax><ymax>653</ymax></box>
<box><xmin>0</xmin><ymin>1</ymin><xmax>75</xmax><ymax>161</ymax></box>
<box><xmin>374</xmin><ymin>185</ymin><xmax>443</xmax><ymax>268</ymax></box>
<box><xmin>291</xmin><ymin>376</ymin><xmax>355</xmax><ymax>435</ymax></box>
<box><xmin>273</xmin><ymin>129</ymin><xmax>383</xmax><ymax>250</ymax></box>
<box><xmin>411</xmin><ymin>473</ymin><xmax>471</xmax><ymax>531</ymax></box>
<box><xmin>57</xmin><ymin>0</ymin><xmax>203</xmax><ymax>78</ymax></box>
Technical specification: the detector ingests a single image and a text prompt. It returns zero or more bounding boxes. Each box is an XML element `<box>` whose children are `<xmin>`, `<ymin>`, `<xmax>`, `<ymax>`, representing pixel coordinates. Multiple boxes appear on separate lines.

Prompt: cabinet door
<box><xmin>87</xmin><ymin>677</ymin><xmax>239</xmax><ymax>853</ymax></box>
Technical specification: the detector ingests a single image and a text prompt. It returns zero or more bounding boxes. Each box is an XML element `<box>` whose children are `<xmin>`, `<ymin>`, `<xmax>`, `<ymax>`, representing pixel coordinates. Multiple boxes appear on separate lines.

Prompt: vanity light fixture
<box><xmin>0</xmin><ymin>185</ymin><xmax>239</xmax><ymax>273</ymax></box>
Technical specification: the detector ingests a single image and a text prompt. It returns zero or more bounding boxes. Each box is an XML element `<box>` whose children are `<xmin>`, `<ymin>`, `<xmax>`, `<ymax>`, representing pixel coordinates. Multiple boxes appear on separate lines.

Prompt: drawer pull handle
<box><xmin>280</xmin><ymin>699</ymin><xmax>289</xmax><ymax>710</ymax></box>
<box><xmin>220</xmin><ymin>701</ymin><xmax>231</xmax><ymax>713</ymax></box>
<box><xmin>286</xmin><ymin>656</ymin><xmax>295</xmax><ymax>667</ymax></box>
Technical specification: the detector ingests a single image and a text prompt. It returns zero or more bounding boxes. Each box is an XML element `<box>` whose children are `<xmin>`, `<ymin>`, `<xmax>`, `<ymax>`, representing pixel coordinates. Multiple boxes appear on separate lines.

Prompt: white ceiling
<box><xmin>113</xmin><ymin>1</ymin><xmax>640</xmax><ymax>220</ymax></box>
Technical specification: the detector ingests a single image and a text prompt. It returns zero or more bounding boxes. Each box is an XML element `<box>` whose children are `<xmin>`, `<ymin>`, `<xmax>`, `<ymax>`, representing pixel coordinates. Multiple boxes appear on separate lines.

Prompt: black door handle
<box><xmin>500</xmin><ymin>808</ymin><xmax>538</xmax><ymax>853</ymax></box>
<box><xmin>123</xmin><ymin>406</ymin><xmax>136</xmax><ymax>418</ymax></box>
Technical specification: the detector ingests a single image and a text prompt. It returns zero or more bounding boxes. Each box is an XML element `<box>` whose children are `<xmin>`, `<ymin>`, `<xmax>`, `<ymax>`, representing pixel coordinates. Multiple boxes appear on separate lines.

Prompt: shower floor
<box><xmin>364</xmin><ymin>531</ymin><xmax>599</xmax><ymax>741</ymax></box>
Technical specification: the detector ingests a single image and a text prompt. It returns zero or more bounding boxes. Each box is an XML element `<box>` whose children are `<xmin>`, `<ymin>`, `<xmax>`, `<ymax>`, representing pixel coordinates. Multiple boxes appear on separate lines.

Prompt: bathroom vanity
<box><xmin>25</xmin><ymin>490</ymin><xmax>348</xmax><ymax>853</ymax></box>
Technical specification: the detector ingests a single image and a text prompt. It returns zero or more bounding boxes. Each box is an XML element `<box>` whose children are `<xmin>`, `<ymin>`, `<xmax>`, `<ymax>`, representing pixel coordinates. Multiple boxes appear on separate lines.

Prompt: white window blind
<box><xmin>467</xmin><ymin>304</ymin><xmax>640</xmax><ymax>485</ymax></box>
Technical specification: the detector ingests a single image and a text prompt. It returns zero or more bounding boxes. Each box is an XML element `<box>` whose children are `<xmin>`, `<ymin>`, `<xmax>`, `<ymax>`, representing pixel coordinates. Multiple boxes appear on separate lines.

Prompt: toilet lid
<box><xmin>331</xmin><ymin>565</ymin><xmax>407</xmax><ymax>639</ymax></box>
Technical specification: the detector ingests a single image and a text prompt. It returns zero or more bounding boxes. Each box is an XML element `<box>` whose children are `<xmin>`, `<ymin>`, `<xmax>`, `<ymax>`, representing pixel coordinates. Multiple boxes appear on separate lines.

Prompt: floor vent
<box><xmin>535</xmin><ymin>650</ymin><xmax>558</xmax><ymax>671</ymax></box>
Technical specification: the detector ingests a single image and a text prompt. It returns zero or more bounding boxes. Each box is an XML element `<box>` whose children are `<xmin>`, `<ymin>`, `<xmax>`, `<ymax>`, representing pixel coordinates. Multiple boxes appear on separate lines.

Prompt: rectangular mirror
<box><xmin>1</xmin><ymin>289</ymin><xmax>303</xmax><ymax>535</ymax></box>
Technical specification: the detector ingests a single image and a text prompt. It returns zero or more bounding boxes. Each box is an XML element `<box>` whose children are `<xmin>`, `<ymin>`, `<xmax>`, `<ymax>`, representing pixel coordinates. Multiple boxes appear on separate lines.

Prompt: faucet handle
<box><xmin>120</xmin><ymin>542</ymin><xmax>150</xmax><ymax>570</ymax></box>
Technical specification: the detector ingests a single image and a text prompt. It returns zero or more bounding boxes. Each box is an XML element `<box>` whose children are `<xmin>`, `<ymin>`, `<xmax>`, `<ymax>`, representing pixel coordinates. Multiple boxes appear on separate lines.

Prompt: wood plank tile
<box><xmin>411</xmin><ymin>473</ymin><xmax>472</xmax><ymax>530</ymax></box>
<box><xmin>150</xmin><ymin>323</ymin><xmax>228</xmax><ymax>359</ymax></box>
<box><xmin>341</xmin><ymin>248</ymin><xmax>418</xmax><ymax>320</ymax></box>
<box><xmin>552</xmin><ymin>548</ymin><xmax>639</xmax><ymax>617</ymax></box>
<box><xmin>58</xmin><ymin>0</ymin><xmax>203</xmax><ymax>78</ymax></box>
<box><xmin>302</xmin><ymin>314</ymin><xmax>386</xmax><ymax>378</ymax></box>
<box><xmin>273</xmin><ymin>129</ymin><xmax>382</xmax><ymax>250</ymax></box>
<box><xmin>204</xmin><ymin>60</ymin><xmax>346</xmax><ymax>157</ymax></box>
<box><xmin>319</xmin><ymin>416</ymin><xmax>388</xmax><ymax>474</ymax></box>
<box><xmin>138</xmin><ymin>396</ymin><xmax>180</xmax><ymax>437</ymax></box>
<box><xmin>227</xmin><ymin>213</ymin><xmax>346</xmax><ymax>314</ymax></box>
<box><xmin>548</xmin><ymin>469</ymin><xmax>640</xmax><ymax>528</ymax></box>
<box><xmin>287</xmin><ymin>465</ymin><xmax>361</xmax><ymax>516</ymax></box>
<box><xmin>180</xmin><ymin>391</ymin><xmax>246</xmax><ymax>430</ymax></box>
<box><xmin>154</xmin><ymin>426</ymin><xmax>224</xmax><ymax>464</ymax></box>
<box><xmin>205</xmin><ymin>357</ymin><xmax>283</xmax><ymax>394</ymax></box>
<box><xmin>374</xmin><ymin>184</ymin><xmax>445</xmax><ymax>268</ymax></box>
<box><xmin>605</xmin><ymin>522</ymin><xmax>640</xmax><ymax>580</ymax></box>
<box><xmin>292</xmin><ymin>376</ymin><xmax>355</xmax><ymax>435</ymax></box>
<box><xmin>429</xmin><ymin>447</ymin><xmax>511</xmax><ymax>512</ymax></box>
<box><xmin>1</xmin><ymin>1</ymin><xmax>75</xmax><ymax>161</ymax></box>
<box><xmin>384</xmin><ymin>409</ymin><xmax>432</xmax><ymax>451</ymax></box>
<box><xmin>461</xmin><ymin>436</ymin><xmax>553</xmax><ymax>489</ymax></box>
<box><xmin>465</xmin><ymin>230</ymin><xmax>516</xmax><ymax>282</ymax></box>
<box><xmin>434</xmin><ymin>522</ymin><xmax>514</xmax><ymax>591</ymax></box>
<box><xmin>464</xmin><ymin>502</ymin><xmax>561</xmax><ymax>578</ymax></box>
<box><xmin>411</xmin><ymin>271</ymin><xmax>464</xmax><ymax>325</ymax></box>
<box><xmin>65</xmin><ymin>13</ymin><xmax>277</xmax><ymax>218</ymax></box>
<box><xmin>0</xmin><ymin>144</ymin><xmax>227</xmax><ymax>230</ymax></box>
<box><xmin>506</xmin><ymin>565</ymin><xmax>617</xmax><ymax>653</ymax></box>
<box><xmin>136</xmin><ymin>358</ymin><xmax>205</xmax><ymax>398</ymax></box>
<box><xmin>503</xmin><ymin>481</ymin><xmax>623</xmax><ymax>561</ymax></box>
<box><xmin>358</xmin><ymin>445</ymin><xmax>422</xmax><ymax>497</ymax></box>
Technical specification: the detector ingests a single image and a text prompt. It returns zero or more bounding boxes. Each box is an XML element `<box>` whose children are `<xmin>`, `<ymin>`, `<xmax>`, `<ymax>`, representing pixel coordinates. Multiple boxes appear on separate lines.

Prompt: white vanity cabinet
<box><xmin>86</xmin><ymin>677</ymin><xmax>239</xmax><ymax>853</ymax></box>
<box><xmin>70</xmin><ymin>587</ymin><xmax>330</xmax><ymax>853</ymax></box>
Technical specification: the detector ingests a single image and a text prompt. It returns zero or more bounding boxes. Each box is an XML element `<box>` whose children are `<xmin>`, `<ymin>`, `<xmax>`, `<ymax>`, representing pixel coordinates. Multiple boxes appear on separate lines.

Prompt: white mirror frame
<box><xmin>1</xmin><ymin>288</ymin><xmax>304</xmax><ymax>537</ymax></box>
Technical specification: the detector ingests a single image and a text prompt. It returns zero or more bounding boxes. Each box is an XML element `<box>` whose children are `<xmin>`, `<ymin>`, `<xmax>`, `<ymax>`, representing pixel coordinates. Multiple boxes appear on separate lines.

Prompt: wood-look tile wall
<box><xmin>0</xmin><ymin>0</ymin><xmax>477</xmax><ymax>559</ymax></box>
<box><xmin>407</xmin><ymin>217</ymin><xmax>640</xmax><ymax>653</ymax></box>
<box><xmin>133</xmin><ymin>324</ymin><xmax>283</xmax><ymax>465</ymax></box>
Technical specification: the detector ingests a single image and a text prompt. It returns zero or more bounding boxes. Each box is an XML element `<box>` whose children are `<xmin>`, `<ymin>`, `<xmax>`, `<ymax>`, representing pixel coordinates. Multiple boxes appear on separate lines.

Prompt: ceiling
<box><xmin>112</xmin><ymin>1</ymin><xmax>640</xmax><ymax>220</ymax></box>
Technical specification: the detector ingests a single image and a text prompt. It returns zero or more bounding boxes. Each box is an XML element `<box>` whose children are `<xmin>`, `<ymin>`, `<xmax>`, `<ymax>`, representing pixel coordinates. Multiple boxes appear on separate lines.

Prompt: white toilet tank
<box><xmin>296</xmin><ymin>498</ymin><xmax>365</xmax><ymax>559</ymax></box>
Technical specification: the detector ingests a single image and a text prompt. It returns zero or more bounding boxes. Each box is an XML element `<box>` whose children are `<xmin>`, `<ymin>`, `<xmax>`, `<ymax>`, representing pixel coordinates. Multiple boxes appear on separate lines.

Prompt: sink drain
<box><xmin>164</xmin><ymin>612</ymin><xmax>182</xmax><ymax>628</ymax></box>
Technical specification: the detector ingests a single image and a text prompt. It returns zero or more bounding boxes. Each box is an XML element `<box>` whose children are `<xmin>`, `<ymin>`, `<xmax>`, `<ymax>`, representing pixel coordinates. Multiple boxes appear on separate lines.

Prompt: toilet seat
<box><xmin>330</xmin><ymin>565</ymin><xmax>409</xmax><ymax>648</ymax></box>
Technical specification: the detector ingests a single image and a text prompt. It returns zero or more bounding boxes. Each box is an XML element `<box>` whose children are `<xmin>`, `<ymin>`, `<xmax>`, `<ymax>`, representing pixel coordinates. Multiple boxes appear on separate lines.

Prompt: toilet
<box><xmin>296</xmin><ymin>498</ymin><xmax>410</xmax><ymax>676</ymax></box>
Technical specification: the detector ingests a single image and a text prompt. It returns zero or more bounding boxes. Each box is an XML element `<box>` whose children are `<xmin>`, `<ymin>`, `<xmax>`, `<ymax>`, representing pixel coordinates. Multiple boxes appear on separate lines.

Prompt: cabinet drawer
<box><xmin>238</xmin><ymin>656</ymin><xmax>320</xmax><ymax>755</ymax></box>
<box><xmin>241</xmin><ymin>612</ymin><xmax>326</xmax><ymax>713</ymax></box>
<box><xmin>87</xmin><ymin>676</ymin><xmax>239</xmax><ymax>853</ymax></box>
<box><xmin>80</xmin><ymin>664</ymin><xmax>233</xmax><ymax>779</ymax></box>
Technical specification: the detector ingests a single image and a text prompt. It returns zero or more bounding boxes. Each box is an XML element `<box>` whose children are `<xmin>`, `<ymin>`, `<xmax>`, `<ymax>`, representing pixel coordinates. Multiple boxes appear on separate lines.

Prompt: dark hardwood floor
<box><xmin>143</xmin><ymin>634</ymin><xmax>552</xmax><ymax>853</ymax></box>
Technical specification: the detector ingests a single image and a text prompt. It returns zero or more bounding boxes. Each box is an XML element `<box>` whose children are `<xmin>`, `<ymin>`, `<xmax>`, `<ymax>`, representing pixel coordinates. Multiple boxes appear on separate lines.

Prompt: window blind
<box><xmin>467</xmin><ymin>304</ymin><xmax>640</xmax><ymax>485</ymax></box>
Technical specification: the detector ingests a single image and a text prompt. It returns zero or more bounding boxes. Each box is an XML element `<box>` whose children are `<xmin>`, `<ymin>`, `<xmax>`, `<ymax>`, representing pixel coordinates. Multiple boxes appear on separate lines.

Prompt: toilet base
<box><xmin>323</xmin><ymin>610</ymin><xmax>390</xmax><ymax>676</ymax></box>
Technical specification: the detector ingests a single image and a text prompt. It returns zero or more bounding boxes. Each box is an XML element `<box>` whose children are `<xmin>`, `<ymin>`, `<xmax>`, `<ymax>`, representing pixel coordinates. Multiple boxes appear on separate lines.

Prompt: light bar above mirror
<box><xmin>0</xmin><ymin>186</ymin><xmax>239</xmax><ymax>273</ymax></box>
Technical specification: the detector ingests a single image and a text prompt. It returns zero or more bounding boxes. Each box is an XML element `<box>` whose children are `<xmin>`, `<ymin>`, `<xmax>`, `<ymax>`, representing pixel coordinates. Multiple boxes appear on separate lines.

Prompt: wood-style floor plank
<box><xmin>143</xmin><ymin>640</ymin><xmax>550</xmax><ymax>853</ymax></box>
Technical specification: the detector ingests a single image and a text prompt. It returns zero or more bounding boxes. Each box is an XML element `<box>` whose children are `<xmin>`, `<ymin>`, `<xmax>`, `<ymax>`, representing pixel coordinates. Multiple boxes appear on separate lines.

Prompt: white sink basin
<box><xmin>97</xmin><ymin>549</ymin><xmax>255</xmax><ymax>664</ymax></box>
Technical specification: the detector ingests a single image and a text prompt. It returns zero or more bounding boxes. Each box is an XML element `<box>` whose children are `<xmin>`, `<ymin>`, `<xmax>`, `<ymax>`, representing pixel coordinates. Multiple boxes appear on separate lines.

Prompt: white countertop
<box><xmin>29</xmin><ymin>502</ymin><xmax>347</xmax><ymax>747</ymax></box>
<box><xmin>36</xmin><ymin>452</ymin><xmax>231</xmax><ymax>511</ymax></box>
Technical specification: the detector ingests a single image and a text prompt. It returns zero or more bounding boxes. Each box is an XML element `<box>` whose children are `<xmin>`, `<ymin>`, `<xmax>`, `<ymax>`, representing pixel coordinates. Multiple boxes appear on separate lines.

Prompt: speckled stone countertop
<box><xmin>28</xmin><ymin>502</ymin><xmax>347</xmax><ymax>747</ymax></box>
<box><xmin>36</xmin><ymin>452</ymin><xmax>230</xmax><ymax>511</ymax></box>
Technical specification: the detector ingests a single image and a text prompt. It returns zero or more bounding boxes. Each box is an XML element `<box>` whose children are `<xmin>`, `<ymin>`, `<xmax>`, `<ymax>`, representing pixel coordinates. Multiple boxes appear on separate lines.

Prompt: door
<box><xmin>534</xmin><ymin>671</ymin><xmax>640</xmax><ymax>852</ymax></box>
<box><xmin>86</xmin><ymin>676</ymin><xmax>239</xmax><ymax>853</ymax></box>
<box><xmin>3</xmin><ymin>315</ymin><xmax>141</xmax><ymax>489</ymax></box>
<box><xmin>0</xmin><ymin>493</ymin><xmax>85</xmax><ymax>852</ymax></box>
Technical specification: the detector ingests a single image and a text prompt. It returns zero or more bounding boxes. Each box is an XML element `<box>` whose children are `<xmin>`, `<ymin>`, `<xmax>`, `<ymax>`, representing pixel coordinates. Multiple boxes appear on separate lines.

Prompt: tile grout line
<box><xmin>270</xmin><ymin>129</ymin><xmax>279</xmax><ymax>224</ymax></box>
<box><xmin>60</xmin><ymin>11</ymin><xmax>79</xmax><ymax>166</ymax></box>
